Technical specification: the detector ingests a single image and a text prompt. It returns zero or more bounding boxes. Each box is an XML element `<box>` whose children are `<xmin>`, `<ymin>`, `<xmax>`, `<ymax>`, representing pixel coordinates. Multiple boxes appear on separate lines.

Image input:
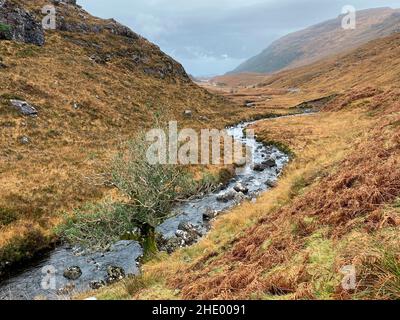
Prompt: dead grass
<box><xmin>85</xmin><ymin>76</ymin><xmax>400</xmax><ymax>299</ymax></box>
<box><xmin>0</xmin><ymin>1</ymin><xmax>246</xmax><ymax>268</ymax></box>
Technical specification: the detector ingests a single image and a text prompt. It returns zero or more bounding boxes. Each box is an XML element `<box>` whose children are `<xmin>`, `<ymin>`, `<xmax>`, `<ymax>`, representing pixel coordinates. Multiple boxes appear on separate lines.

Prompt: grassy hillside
<box><xmin>92</xmin><ymin>30</ymin><xmax>400</xmax><ymax>300</ymax></box>
<box><xmin>0</xmin><ymin>0</ymin><xmax>248</xmax><ymax>271</ymax></box>
<box><xmin>231</xmin><ymin>7</ymin><xmax>400</xmax><ymax>74</ymax></box>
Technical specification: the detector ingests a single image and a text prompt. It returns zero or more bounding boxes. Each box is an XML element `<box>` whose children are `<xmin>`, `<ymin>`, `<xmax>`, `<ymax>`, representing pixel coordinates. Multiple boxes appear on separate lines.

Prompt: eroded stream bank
<box><xmin>0</xmin><ymin>114</ymin><xmax>301</xmax><ymax>300</ymax></box>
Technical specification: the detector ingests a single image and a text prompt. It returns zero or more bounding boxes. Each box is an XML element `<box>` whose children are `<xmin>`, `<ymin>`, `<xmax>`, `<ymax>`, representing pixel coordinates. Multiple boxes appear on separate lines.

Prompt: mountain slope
<box><xmin>0</xmin><ymin>0</ymin><xmax>244</xmax><ymax>271</ymax></box>
<box><xmin>97</xmin><ymin>29</ymin><xmax>400</xmax><ymax>301</ymax></box>
<box><xmin>230</xmin><ymin>7</ymin><xmax>400</xmax><ymax>74</ymax></box>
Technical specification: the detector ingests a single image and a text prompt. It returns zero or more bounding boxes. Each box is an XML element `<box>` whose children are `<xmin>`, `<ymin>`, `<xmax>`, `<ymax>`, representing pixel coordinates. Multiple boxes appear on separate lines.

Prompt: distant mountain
<box><xmin>229</xmin><ymin>7</ymin><xmax>400</xmax><ymax>74</ymax></box>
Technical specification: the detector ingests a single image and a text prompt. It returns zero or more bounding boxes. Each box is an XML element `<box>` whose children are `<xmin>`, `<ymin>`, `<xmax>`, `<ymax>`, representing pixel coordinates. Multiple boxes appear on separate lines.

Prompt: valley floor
<box><xmin>88</xmin><ymin>87</ymin><xmax>400</xmax><ymax>300</ymax></box>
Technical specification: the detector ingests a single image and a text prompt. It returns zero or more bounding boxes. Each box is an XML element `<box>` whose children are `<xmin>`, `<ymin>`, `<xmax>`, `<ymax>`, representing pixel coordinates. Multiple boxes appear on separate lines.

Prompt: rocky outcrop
<box><xmin>0</xmin><ymin>0</ymin><xmax>45</xmax><ymax>45</ymax></box>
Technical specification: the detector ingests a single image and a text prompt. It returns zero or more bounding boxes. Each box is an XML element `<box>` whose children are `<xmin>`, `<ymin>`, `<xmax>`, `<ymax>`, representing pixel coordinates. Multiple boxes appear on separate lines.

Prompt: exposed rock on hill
<box><xmin>0</xmin><ymin>0</ymin><xmax>45</xmax><ymax>45</ymax></box>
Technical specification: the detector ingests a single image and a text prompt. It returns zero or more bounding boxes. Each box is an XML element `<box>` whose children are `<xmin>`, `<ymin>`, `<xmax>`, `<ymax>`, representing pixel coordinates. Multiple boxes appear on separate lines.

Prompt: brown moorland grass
<box><xmin>82</xmin><ymin>28</ymin><xmax>400</xmax><ymax>300</ymax></box>
<box><xmin>84</xmin><ymin>87</ymin><xmax>397</xmax><ymax>300</ymax></box>
<box><xmin>0</xmin><ymin>0</ymin><xmax>252</xmax><ymax>270</ymax></box>
<box><xmin>123</xmin><ymin>90</ymin><xmax>398</xmax><ymax>301</ymax></box>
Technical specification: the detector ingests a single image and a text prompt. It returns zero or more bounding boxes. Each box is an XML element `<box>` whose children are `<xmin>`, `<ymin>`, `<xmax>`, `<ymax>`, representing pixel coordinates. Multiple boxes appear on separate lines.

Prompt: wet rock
<box><xmin>253</xmin><ymin>159</ymin><xmax>276</xmax><ymax>172</ymax></box>
<box><xmin>57</xmin><ymin>283</ymin><xmax>76</xmax><ymax>296</ymax></box>
<box><xmin>203</xmin><ymin>209</ymin><xmax>218</xmax><ymax>221</ymax></box>
<box><xmin>0</xmin><ymin>0</ymin><xmax>45</xmax><ymax>45</ymax></box>
<box><xmin>262</xmin><ymin>159</ymin><xmax>277</xmax><ymax>168</ymax></box>
<box><xmin>163</xmin><ymin>237</ymin><xmax>183</xmax><ymax>254</ymax></box>
<box><xmin>63</xmin><ymin>266</ymin><xmax>82</xmax><ymax>280</ymax></box>
<box><xmin>234</xmin><ymin>182</ymin><xmax>249</xmax><ymax>194</ymax></box>
<box><xmin>252</xmin><ymin>164</ymin><xmax>266</xmax><ymax>172</ymax></box>
<box><xmin>105</xmin><ymin>266</ymin><xmax>125</xmax><ymax>284</ymax></box>
<box><xmin>176</xmin><ymin>222</ymin><xmax>202</xmax><ymax>246</ymax></box>
<box><xmin>233</xmin><ymin>159</ymin><xmax>246</xmax><ymax>168</ymax></box>
<box><xmin>89</xmin><ymin>280</ymin><xmax>106</xmax><ymax>290</ymax></box>
<box><xmin>266</xmin><ymin>180</ymin><xmax>278</xmax><ymax>188</ymax></box>
<box><xmin>217</xmin><ymin>190</ymin><xmax>237</xmax><ymax>202</ymax></box>
<box><xmin>9</xmin><ymin>100</ymin><xmax>38</xmax><ymax>116</ymax></box>
<box><xmin>265</xmin><ymin>179</ymin><xmax>277</xmax><ymax>188</ymax></box>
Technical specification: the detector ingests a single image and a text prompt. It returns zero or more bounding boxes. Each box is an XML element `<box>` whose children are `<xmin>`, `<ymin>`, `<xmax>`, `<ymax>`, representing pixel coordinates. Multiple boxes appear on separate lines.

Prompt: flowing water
<box><xmin>0</xmin><ymin>117</ymin><xmax>292</xmax><ymax>300</ymax></box>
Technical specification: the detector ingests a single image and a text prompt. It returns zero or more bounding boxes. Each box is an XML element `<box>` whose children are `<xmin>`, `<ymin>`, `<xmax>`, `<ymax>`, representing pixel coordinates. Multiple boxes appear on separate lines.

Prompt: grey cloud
<box><xmin>78</xmin><ymin>0</ymin><xmax>400</xmax><ymax>76</ymax></box>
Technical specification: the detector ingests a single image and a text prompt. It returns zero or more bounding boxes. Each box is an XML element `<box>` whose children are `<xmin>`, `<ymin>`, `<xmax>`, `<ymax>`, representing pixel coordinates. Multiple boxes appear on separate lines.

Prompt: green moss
<box><xmin>0</xmin><ymin>230</ymin><xmax>54</xmax><ymax>277</ymax></box>
<box><xmin>0</xmin><ymin>23</ymin><xmax>11</xmax><ymax>34</ymax></box>
<box><xmin>289</xmin><ymin>176</ymin><xmax>308</xmax><ymax>198</ymax></box>
<box><xmin>262</xmin><ymin>139</ymin><xmax>295</xmax><ymax>158</ymax></box>
<box><xmin>0</xmin><ymin>207</ymin><xmax>18</xmax><ymax>227</ymax></box>
<box><xmin>305</xmin><ymin>231</ymin><xmax>339</xmax><ymax>299</ymax></box>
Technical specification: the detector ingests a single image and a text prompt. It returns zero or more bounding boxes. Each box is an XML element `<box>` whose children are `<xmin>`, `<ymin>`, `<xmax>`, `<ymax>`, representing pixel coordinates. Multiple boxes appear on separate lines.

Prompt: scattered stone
<box><xmin>19</xmin><ymin>136</ymin><xmax>30</xmax><ymax>145</ymax></box>
<box><xmin>245</xmin><ymin>102</ymin><xmax>256</xmax><ymax>108</ymax></box>
<box><xmin>234</xmin><ymin>182</ymin><xmax>249</xmax><ymax>194</ymax></box>
<box><xmin>63</xmin><ymin>266</ymin><xmax>82</xmax><ymax>280</ymax></box>
<box><xmin>265</xmin><ymin>180</ymin><xmax>277</xmax><ymax>188</ymax></box>
<box><xmin>105</xmin><ymin>266</ymin><xmax>125</xmax><ymax>284</ymax></box>
<box><xmin>183</xmin><ymin>110</ymin><xmax>193</xmax><ymax>117</ymax></box>
<box><xmin>57</xmin><ymin>283</ymin><xmax>76</xmax><ymax>296</ymax></box>
<box><xmin>89</xmin><ymin>280</ymin><xmax>106</xmax><ymax>290</ymax></box>
<box><xmin>9</xmin><ymin>99</ymin><xmax>38</xmax><ymax>116</ymax></box>
<box><xmin>244</xmin><ymin>100</ymin><xmax>256</xmax><ymax>108</ymax></box>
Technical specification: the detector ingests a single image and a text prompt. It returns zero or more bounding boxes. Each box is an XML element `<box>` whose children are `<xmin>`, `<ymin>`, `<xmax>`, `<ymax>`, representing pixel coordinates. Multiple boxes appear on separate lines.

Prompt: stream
<box><xmin>0</xmin><ymin>117</ymin><xmax>292</xmax><ymax>300</ymax></box>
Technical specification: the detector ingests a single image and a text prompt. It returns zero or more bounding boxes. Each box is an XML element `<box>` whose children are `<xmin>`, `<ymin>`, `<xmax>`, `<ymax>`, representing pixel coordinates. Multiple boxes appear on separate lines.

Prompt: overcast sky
<box><xmin>78</xmin><ymin>0</ymin><xmax>400</xmax><ymax>76</ymax></box>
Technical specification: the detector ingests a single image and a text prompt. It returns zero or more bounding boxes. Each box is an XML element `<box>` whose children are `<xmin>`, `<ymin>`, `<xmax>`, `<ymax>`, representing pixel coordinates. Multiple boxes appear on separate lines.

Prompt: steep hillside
<box><xmin>94</xmin><ymin>29</ymin><xmax>400</xmax><ymax>300</ymax></box>
<box><xmin>0</xmin><ymin>0</ymin><xmax>245</xmax><ymax>270</ymax></box>
<box><xmin>230</xmin><ymin>7</ymin><xmax>400</xmax><ymax>74</ymax></box>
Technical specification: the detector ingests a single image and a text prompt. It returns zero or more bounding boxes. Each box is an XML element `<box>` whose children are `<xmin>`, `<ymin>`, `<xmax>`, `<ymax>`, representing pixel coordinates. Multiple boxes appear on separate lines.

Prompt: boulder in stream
<box><xmin>203</xmin><ymin>209</ymin><xmax>218</xmax><ymax>221</ymax></box>
<box><xmin>105</xmin><ymin>266</ymin><xmax>126</xmax><ymax>284</ymax></box>
<box><xmin>176</xmin><ymin>222</ymin><xmax>202</xmax><ymax>246</ymax></box>
<box><xmin>265</xmin><ymin>179</ymin><xmax>278</xmax><ymax>188</ymax></box>
<box><xmin>217</xmin><ymin>190</ymin><xmax>237</xmax><ymax>202</ymax></box>
<box><xmin>234</xmin><ymin>182</ymin><xmax>249</xmax><ymax>194</ymax></box>
<box><xmin>63</xmin><ymin>266</ymin><xmax>82</xmax><ymax>280</ymax></box>
<box><xmin>89</xmin><ymin>280</ymin><xmax>106</xmax><ymax>290</ymax></box>
<box><xmin>253</xmin><ymin>159</ymin><xmax>277</xmax><ymax>172</ymax></box>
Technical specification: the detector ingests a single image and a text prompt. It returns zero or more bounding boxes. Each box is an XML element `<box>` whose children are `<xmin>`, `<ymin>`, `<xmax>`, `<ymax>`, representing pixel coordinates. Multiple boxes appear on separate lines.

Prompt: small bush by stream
<box><xmin>57</xmin><ymin>132</ymin><xmax>224</xmax><ymax>258</ymax></box>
